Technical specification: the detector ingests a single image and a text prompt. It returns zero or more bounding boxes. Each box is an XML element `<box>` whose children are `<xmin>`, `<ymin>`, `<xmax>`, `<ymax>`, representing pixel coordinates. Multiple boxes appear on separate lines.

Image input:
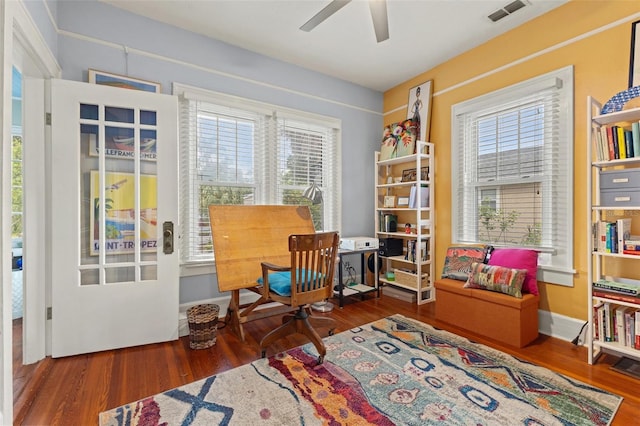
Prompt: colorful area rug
<box><xmin>100</xmin><ymin>314</ymin><xmax>622</xmax><ymax>425</ymax></box>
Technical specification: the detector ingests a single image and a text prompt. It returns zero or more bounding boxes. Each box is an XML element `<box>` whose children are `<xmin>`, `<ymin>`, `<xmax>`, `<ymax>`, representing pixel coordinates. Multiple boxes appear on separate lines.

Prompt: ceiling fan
<box><xmin>300</xmin><ymin>0</ymin><xmax>389</xmax><ymax>43</ymax></box>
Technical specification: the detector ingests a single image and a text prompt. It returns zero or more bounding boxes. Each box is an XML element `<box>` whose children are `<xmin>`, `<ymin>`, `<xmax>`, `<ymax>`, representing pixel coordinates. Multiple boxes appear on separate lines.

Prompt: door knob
<box><xmin>163</xmin><ymin>221</ymin><xmax>174</xmax><ymax>254</ymax></box>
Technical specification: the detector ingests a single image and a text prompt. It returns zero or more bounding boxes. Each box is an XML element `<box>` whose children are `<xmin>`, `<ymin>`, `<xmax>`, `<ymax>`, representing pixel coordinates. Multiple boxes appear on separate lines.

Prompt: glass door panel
<box><xmin>78</xmin><ymin>104</ymin><xmax>158</xmax><ymax>284</ymax></box>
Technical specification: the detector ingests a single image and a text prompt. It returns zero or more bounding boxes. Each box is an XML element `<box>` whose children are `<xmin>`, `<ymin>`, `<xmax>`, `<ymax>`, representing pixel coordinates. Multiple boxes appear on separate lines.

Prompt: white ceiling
<box><xmin>102</xmin><ymin>0</ymin><xmax>568</xmax><ymax>92</ymax></box>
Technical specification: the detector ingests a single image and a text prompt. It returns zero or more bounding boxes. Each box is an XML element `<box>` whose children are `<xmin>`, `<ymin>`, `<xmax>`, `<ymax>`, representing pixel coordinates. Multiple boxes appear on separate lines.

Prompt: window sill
<box><xmin>180</xmin><ymin>261</ymin><xmax>215</xmax><ymax>277</ymax></box>
<box><xmin>537</xmin><ymin>265</ymin><xmax>575</xmax><ymax>287</ymax></box>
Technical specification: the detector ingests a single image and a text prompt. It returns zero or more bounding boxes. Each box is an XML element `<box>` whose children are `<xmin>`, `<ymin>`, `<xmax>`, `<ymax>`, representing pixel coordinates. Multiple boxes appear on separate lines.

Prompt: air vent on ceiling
<box><xmin>488</xmin><ymin>0</ymin><xmax>528</xmax><ymax>22</ymax></box>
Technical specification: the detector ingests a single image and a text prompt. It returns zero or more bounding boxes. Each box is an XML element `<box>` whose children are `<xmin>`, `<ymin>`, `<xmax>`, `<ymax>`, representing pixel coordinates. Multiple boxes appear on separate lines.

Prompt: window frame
<box><xmin>451</xmin><ymin>66</ymin><xmax>575</xmax><ymax>286</ymax></box>
<box><xmin>174</xmin><ymin>83</ymin><xmax>342</xmax><ymax>275</ymax></box>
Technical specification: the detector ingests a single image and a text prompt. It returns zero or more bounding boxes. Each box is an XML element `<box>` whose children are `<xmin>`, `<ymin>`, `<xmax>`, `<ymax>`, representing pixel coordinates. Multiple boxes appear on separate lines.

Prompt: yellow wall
<box><xmin>383</xmin><ymin>1</ymin><xmax>640</xmax><ymax>320</ymax></box>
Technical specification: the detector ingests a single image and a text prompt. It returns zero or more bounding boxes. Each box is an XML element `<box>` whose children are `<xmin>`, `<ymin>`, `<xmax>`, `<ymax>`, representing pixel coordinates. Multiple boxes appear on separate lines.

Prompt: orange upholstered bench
<box><xmin>435</xmin><ymin>278</ymin><xmax>539</xmax><ymax>348</ymax></box>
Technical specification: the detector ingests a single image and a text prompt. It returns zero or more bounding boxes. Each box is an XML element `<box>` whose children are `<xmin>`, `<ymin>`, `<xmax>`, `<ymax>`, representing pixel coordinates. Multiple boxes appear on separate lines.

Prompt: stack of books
<box><xmin>623</xmin><ymin>237</ymin><xmax>640</xmax><ymax>256</ymax></box>
<box><xmin>592</xmin><ymin>277</ymin><xmax>640</xmax><ymax>303</ymax></box>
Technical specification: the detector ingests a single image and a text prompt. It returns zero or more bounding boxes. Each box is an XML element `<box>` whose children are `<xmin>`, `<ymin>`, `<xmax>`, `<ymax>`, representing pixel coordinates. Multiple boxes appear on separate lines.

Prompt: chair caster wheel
<box><xmin>261</xmin><ymin>350</ymin><xmax>266</xmax><ymax>358</ymax></box>
<box><xmin>317</xmin><ymin>355</ymin><xmax>324</xmax><ymax>364</ymax></box>
<box><xmin>328</xmin><ymin>328</ymin><xmax>336</xmax><ymax>336</ymax></box>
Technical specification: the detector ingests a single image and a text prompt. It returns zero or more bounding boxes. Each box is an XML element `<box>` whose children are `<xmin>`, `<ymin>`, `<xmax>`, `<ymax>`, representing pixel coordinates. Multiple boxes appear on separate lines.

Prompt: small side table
<box><xmin>334</xmin><ymin>247</ymin><xmax>380</xmax><ymax>308</ymax></box>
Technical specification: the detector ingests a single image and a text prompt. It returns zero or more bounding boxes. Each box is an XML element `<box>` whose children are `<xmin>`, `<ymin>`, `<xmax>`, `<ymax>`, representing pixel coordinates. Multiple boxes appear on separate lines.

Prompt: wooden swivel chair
<box><xmin>259</xmin><ymin>232</ymin><xmax>339</xmax><ymax>363</ymax></box>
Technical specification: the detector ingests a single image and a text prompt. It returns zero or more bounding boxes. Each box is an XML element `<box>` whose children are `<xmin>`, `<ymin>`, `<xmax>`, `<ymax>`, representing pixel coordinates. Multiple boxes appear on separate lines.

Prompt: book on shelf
<box><xmin>625</xmin><ymin>129</ymin><xmax>634</xmax><ymax>158</ymax></box>
<box><xmin>594</xmin><ymin>221</ymin><xmax>613</xmax><ymax>253</ymax></box>
<box><xmin>615</xmin><ymin>305</ymin><xmax>631</xmax><ymax>345</ymax></box>
<box><xmin>604</xmin><ymin>126</ymin><xmax>615</xmax><ymax>160</ymax></box>
<box><xmin>617</xmin><ymin>218</ymin><xmax>632</xmax><ymax>254</ymax></box>
<box><xmin>593</xmin><ymin>302</ymin><xmax>603</xmax><ymax>341</ymax></box>
<box><xmin>617</xmin><ymin>126</ymin><xmax>626</xmax><ymax>159</ymax></box>
<box><xmin>636</xmin><ymin>310</ymin><xmax>640</xmax><ymax>349</ymax></box>
<box><xmin>623</xmin><ymin>249</ymin><xmax>640</xmax><ymax>256</ymax></box>
<box><xmin>596</xmin><ymin>304</ymin><xmax>605</xmax><ymax>342</ymax></box>
<box><xmin>608</xmin><ymin>126</ymin><xmax>619</xmax><ymax>159</ymax></box>
<box><xmin>606</xmin><ymin>223</ymin><xmax>618</xmax><ymax>253</ymax></box>
<box><xmin>381</xmin><ymin>213</ymin><xmax>398</xmax><ymax>232</ymax></box>
<box><xmin>593</xmin><ymin>278</ymin><xmax>640</xmax><ymax>296</ymax></box>
<box><xmin>593</xmin><ymin>128</ymin><xmax>607</xmax><ymax>161</ymax></box>
<box><xmin>604</xmin><ymin>302</ymin><xmax>613</xmax><ymax>342</ymax></box>
<box><xmin>593</xmin><ymin>289</ymin><xmax>640</xmax><ymax>304</ymax></box>
<box><xmin>408</xmin><ymin>185</ymin><xmax>429</xmax><ymax>208</ymax></box>
<box><xmin>633</xmin><ymin>121</ymin><xmax>640</xmax><ymax>158</ymax></box>
<box><xmin>625</xmin><ymin>309</ymin><xmax>636</xmax><ymax>348</ymax></box>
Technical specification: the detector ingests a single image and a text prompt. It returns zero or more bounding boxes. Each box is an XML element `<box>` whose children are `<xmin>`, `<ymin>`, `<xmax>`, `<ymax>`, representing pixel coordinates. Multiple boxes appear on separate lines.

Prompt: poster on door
<box><xmin>90</xmin><ymin>171</ymin><xmax>157</xmax><ymax>255</ymax></box>
<box><xmin>88</xmin><ymin>128</ymin><xmax>157</xmax><ymax>161</ymax></box>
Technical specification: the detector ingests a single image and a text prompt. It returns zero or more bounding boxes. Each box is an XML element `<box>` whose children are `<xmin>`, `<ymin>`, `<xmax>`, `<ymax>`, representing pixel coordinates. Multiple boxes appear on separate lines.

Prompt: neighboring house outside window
<box><xmin>175</xmin><ymin>84</ymin><xmax>341</xmax><ymax>265</ymax></box>
<box><xmin>451</xmin><ymin>66</ymin><xmax>574</xmax><ymax>285</ymax></box>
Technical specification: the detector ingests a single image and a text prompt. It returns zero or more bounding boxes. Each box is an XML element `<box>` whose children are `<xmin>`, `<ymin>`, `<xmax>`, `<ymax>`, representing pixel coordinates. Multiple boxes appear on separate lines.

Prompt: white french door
<box><xmin>50</xmin><ymin>79</ymin><xmax>179</xmax><ymax>357</ymax></box>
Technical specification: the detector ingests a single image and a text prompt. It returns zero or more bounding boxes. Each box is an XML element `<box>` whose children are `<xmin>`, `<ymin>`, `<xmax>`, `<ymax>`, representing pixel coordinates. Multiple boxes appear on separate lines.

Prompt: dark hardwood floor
<box><xmin>13</xmin><ymin>294</ymin><xmax>640</xmax><ymax>425</ymax></box>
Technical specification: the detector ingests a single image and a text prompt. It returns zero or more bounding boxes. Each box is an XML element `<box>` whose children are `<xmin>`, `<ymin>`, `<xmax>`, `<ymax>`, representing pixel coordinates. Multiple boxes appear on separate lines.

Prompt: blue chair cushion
<box><xmin>257</xmin><ymin>269</ymin><xmax>324</xmax><ymax>297</ymax></box>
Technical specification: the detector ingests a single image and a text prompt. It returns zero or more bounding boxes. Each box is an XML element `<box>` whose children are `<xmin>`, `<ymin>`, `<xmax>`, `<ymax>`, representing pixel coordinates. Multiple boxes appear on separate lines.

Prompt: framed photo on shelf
<box><xmin>630</xmin><ymin>20</ymin><xmax>640</xmax><ymax>88</ymax></box>
<box><xmin>397</xmin><ymin>196</ymin><xmax>410</xmax><ymax>207</ymax></box>
<box><xmin>88</xmin><ymin>69</ymin><xmax>161</xmax><ymax>93</ymax></box>
<box><xmin>383</xmin><ymin>196</ymin><xmax>396</xmax><ymax>208</ymax></box>
<box><xmin>420</xmin><ymin>166</ymin><xmax>429</xmax><ymax>181</ymax></box>
<box><xmin>401</xmin><ymin>168</ymin><xmax>417</xmax><ymax>182</ymax></box>
<box><xmin>406</xmin><ymin>80</ymin><xmax>433</xmax><ymax>142</ymax></box>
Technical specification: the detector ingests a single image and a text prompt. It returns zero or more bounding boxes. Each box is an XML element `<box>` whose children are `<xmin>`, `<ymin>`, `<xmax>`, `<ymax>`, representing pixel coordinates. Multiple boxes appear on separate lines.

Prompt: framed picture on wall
<box><xmin>406</xmin><ymin>80</ymin><xmax>433</xmax><ymax>142</ymax></box>
<box><xmin>88</xmin><ymin>69</ymin><xmax>161</xmax><ymax>93</ymax></box>
<box><xmin>629</xmin><ymin>20</ymin><xmax>640</xmax><ymax>88</ymax></box>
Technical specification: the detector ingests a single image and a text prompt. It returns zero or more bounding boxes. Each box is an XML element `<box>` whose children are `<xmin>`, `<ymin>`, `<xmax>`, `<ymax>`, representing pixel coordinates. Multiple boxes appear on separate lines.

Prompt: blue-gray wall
<box><xmin>22</xmin><ymin>0</ymin><xmax>58</xmax><ymax>57</ymax></box>
<box><xmin>34</xmin><ymin>0</ymin><xmax>383</xmax><ymax>304</ymax></box>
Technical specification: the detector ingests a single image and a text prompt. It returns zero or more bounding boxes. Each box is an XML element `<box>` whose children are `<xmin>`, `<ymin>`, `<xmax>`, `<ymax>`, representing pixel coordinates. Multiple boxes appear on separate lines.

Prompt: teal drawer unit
<box><xmin>599</xmin><ymin>169</ymin><xmax>640</xmax><ymax>207</ymax></box>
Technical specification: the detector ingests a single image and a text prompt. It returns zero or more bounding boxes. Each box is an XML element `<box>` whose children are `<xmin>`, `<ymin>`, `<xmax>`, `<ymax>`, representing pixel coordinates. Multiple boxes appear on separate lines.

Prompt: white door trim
<box><xmin>1</xmin><ymin>0</ymin><xmax>60</xmax><ymax>422</ymax></box>
<box><xmin>22</xmin><ymin>77</ymin><xmax>47</xmax><ymax>364</ymax></box>
<box><xmin>1</xmin><ymin>1</ymin><xmax>13</xmax><ymax>422</ymax></box>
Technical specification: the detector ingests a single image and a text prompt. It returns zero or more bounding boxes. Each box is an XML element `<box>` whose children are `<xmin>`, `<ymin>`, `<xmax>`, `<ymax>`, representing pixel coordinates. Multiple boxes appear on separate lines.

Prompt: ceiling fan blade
<box><xmin>300</xmin><ymin>0</ymin><xmax>351</xmax><ymax>32</ymax></box>
<box><xmin>369</xmin><ymin>0</ymin><xmax>389</xmax><ymax>42</ymax></box>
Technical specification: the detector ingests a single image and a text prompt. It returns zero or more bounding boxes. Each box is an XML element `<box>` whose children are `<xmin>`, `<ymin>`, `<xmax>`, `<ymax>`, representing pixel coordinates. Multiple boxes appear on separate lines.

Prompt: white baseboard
<box><xmin>538</xmin><ymin>309</ymin><xmax>588</xmax><ymax>345</ymax></box>
<box><xmin>179</xmin><ymin>298</ymin><xmax>587</xmax><ymax>346</ymax></box>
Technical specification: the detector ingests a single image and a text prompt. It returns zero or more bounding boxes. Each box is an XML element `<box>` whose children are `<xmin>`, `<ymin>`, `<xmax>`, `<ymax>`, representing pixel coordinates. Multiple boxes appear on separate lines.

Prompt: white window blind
<box><xmin>176</xmin><ymin>84</ymin><xmax>341</xmax><ymax>264</ymax></box>
<box><xmin>276</xmin><ymin>116</ymin><xmax>339</xmax><ymax>231</ymax></box>
<box><xmin>451</xmin><ymin>66</ymin><xmax>574</xmax><ymax>285</ymax></box>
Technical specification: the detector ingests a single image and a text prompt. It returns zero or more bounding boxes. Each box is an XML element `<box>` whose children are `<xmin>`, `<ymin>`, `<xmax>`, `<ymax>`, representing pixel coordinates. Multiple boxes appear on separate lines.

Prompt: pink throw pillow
<box><xmin>488</xmin><ymin>248</ymin><xmax>539</xmax><ymax>295</ymax></box>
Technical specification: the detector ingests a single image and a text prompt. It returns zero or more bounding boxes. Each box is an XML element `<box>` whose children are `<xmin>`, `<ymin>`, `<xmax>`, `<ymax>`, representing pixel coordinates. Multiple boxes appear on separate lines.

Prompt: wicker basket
<box><xmin>393</xmin><ymin>269</ymin><xmax>429</xmax><ymax>290</ymax></box>
<box><xmin>186</xmin><ymin>304</ymin><xmax>219</xmax><ymax>349</ymax></box>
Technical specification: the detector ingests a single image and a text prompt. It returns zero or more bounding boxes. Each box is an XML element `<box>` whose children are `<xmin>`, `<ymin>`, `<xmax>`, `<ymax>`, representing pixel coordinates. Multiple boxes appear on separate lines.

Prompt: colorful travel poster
<box><xmin>88</xmin><ymin>128</ymin><xmax>157</xmax><ymax>161</ymax></box>
<box><xmin>90</xmin><ymin>171</ymin><xmax>157</xmax><ymax>255</ymax></box>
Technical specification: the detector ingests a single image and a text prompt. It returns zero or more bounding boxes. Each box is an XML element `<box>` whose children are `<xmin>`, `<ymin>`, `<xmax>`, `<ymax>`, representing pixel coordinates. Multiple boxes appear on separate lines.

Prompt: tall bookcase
<box><xmin>587</xmin><ymin>96</ymin><xmax>640</xmax><ymax>365</ymax></box>
<box><xmin>375</xmin><ymin>141</ymin><xmax>434</xmax><ymax>304</ymax></box>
